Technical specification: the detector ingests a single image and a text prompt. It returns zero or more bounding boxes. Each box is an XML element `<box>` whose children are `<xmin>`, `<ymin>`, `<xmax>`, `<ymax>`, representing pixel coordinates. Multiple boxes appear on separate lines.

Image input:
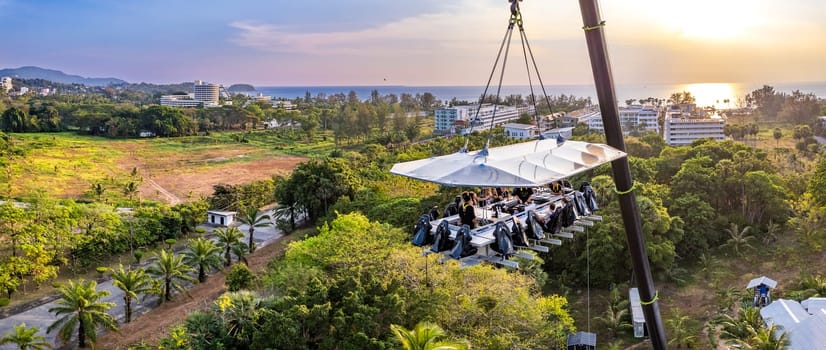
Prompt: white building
<box><xmin>272</xmin><ymin>100</ymin><xmax>296</xmax><ymax>110</ymax></box>
<box><xmin>0</xmin><ymin>77</ymin><xmax>11</xmax><ymax>93</ymax></box>
<box><xmin>663</xmin><ymin>113</ymin><xmax>726</xmax><ymax>146</ymax></box>
<box><xmin>561</xmin><ymin>107</ymin><xmax>601</xmax><ymax>128</ymax></box>
<box><xmin>193</xmin><ymin>80</ymin><xmax>219</xmax><ymax>106</ymax></box>
<box><xmin>160</xmin><ymin>94</ymin><xmax>202</xmax><ymax>107</ymax></box>
<box><xmin>160</xmin><ymin>80</ymin><xmax>220</xmax><ymax>108</ymax></box>
<box><xmin>619</xmin><ymin>105</ymin><xmax>659</xmax><ymax>134</ymax></box>
<box><xmin>207</xmin><ymin>210</ymin><xmax>236</xmax><ymax>227</ymax></box>
<box><xmin>541</xmin><ymin>127</ymin><xmax>574</xmax><ymax>140</ymax></box>
<box><xmin>434</xmin><ymin>104</ymin><xmax>535</xmax><ymax>134</ymax></box>
<box><xmin>503</xmin><ymin>123</ymin><xmax>540</xmax><ymax>140</ymax></box>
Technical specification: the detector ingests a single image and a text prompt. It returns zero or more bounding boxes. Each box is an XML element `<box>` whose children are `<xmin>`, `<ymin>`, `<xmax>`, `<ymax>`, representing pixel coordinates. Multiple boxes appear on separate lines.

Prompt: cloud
<box><xmin>227</xmin><ymin>0</ymin><xmax>576</xmax><ymax>57</ymax></box>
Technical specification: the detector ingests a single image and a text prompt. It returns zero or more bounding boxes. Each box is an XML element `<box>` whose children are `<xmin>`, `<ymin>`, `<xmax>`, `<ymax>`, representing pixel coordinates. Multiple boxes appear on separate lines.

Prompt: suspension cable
<box><xmin>470</xmin><ymin>0</ymin><xmax>561</xmax><ymax>147</ymax></box>
<box><xmin>470</xmin><ymin>21</ymin><xmax>514</xmax><ymax>147</ymax></box>
<box><xmin>521</xmin><ymin>28</ymin><xmax>559</xmax><ymax>129</ymax></box>
<box><xmin>486</xmin><ymin>25</ymin><xmax>514</xmax><ymax>137</ymax></box>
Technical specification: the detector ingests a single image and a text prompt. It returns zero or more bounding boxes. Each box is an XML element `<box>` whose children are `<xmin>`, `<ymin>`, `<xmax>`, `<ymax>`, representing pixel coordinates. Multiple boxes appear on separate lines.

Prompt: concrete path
<box><xmin>0</xmin><ymin>210</ymin><xmax>289</xmax><ymax>349</ymax></box>
<box><xmin>815</xmin><ymin>135</ymin><xmax>826</xmax><ymax>145</ymax></box>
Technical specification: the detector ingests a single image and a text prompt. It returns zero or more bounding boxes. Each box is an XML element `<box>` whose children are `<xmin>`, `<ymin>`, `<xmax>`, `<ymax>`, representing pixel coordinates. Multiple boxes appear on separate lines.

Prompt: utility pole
<box><xmin>578</xmin><ymin>0</ymin><xmax>668</xmax><ymax>348</ymax></box>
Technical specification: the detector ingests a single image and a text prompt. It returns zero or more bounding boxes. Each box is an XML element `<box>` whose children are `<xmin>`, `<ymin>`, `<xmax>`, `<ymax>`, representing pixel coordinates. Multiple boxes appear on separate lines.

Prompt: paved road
<box><xmin>0</xmin><ymin>211</ymin><xmax>288</xmax><ymax>349</ymax></box>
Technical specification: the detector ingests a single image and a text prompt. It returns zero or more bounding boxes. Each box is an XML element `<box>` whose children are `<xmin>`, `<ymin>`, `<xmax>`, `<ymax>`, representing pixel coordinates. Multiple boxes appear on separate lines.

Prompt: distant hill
<box><xmin>0</xmin><ymin>66</ymin><xmax>126</xmax><ymax>86</ymax></box>
<box><xmin>228</xmin><ymin>84</ymin><xmax>256</xmax><ymax>92</ymax></box>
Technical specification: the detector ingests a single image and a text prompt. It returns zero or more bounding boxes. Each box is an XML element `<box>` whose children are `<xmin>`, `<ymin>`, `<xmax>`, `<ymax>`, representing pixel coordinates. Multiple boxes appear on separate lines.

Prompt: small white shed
<box><xmin>503</xmin><ymin>123</ymin><xmax>540</xmax><ymax>140</ymax></box>
<box><xmin>207</xmin><ymin>210</ymin><xmax>236</xmax><ymax>227</ymax></box>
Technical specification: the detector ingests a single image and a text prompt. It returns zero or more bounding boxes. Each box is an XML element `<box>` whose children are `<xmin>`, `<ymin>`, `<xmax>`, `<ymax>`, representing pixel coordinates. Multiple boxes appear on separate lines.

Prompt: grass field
<box><xmin>0</xmin><ymin>130</ymin><xmax>331</xmax><ymax>202</ymax></box>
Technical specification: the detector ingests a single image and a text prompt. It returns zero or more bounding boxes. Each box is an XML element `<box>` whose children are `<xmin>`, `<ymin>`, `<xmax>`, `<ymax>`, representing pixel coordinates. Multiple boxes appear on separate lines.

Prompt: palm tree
<box><xmin>390</xmin><ymin>322</ymin><xmax>468</xmax><ymax>350</ymax></box>
<box><xmin>110</xmin><ymin>265</ymin><xmax>153</xmax><ymax>323</ymax></box>
<box><xmin>214</xmin><ymin>227</ymin><xmax>245</xmax><ymax>267</ymax></box>
<box><xmin>47</xmin><ymin>280</ymin><xmax>117</xmax><ymax>348</ymax></box>
<box><xmin>719</xmin><ymin>307</ymin><xmax>762</xmax><ymax>343</ymax></box>
<box><xmin>762</xmin><ymin>221</ymin><xmax>781</xmax><ymax>245</ymax></box>
<box><xmin>122</xmin><ymin>181</ymin><xmax>139</xmax><ymax>202</ymax></box>
<box><xmin>795</xmin><ymin>274</ymin><xmax>826</xmax><ymax>298</ymax></box>
<box><xmin>231</xmin><ymin>243</ymin><xmax>250</xmax><ymax>266</ymax></box>
<box><xmin>595</xmin><ymin>305</ymin><xmax>632</xmax><ymax>339</ymax></box>
<box><xmin>716</xmin><ymin>287</ymin><xmax>743</xmax><ymax>311</ymax></box>
<box><xmin>146</xmin><ymin>250</ymin><xmax>197</xmax><ymax>302</ymax></box>
<box><xmin>214</xmin><ymin>291</ymin><xmax>260</xmax><ymax>347</ymax></box>
<box><xmin>741</xmin><ymin>324</ymin><xmax>790</xmax><ymax>350</ymax></box>
<box><xmin>723</xmin><ymin>223</ymin><xmax>755</xmax><ymax>257</ymax></box>
<box><xmin>697</xmin><ymin>253</ymin><xmax>720</xmax><ymax>280</ymax></box>
<box><xmin>91</xmin><ymin>183</ymin><xmax>105</xmax><ymax>201</ymax></box>
<box><xmin>184</xmin><ymin>238</ymin><xmax>223</xmax><ymax>283</ymax></box>
<box><xmin>667</xmin><ymin>312</ymin><xmax>697</xmax><ymax>348</ymax></box>
<box><xmin>0</xmin><ymin>323</ymin><xmax>52</xmax><ymax>350</ymax></box>
<box><xmin>236</xmin><ymin>206</ymin><xmax>271</xmax><ymax>252</ymax></box>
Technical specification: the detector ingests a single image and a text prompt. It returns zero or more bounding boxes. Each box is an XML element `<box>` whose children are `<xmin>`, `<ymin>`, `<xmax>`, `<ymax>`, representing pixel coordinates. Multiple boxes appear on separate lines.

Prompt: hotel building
<box><xmin>160</xmin><ymin>80</ymin><xmax>220</xmax><ymax>108</ymax></box>
<box><xmin>663</xmin><ymin>112</ymin><xmax>726</xmax><ymax>146</ymax></box>
<box><xmin>434</xmin><ymin>104</ymin><xmax>535</xmax><ymax>134</ymax></box>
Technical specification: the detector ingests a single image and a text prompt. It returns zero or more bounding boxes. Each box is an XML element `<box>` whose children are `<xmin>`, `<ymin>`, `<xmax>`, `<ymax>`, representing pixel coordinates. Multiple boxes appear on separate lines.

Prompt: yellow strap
<box><xmin>582</xmin><ymin>20</ymin><xmax>606</xmax><ymax>31</ymax></box>
<box><xmin>613</xmin><ymin>181</ymin><xmax>637</xmax><ymax>195</ymax></box>
<box><xmin>640</xmin><ymin>291</ymin><xmax>659</xmax><ymax>305</ymax></box>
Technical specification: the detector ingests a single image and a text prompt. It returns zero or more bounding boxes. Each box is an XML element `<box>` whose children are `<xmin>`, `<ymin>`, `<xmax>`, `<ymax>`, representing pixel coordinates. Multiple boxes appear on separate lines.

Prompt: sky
<box><xmin>1</xmin><ymin>0</ymin><xmax>825</xmax><ymax>86</ymax></box>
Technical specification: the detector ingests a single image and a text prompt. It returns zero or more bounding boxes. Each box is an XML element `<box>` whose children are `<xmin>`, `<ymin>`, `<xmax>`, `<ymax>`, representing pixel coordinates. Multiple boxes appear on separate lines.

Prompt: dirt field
<box><xmin>97</xmin><ymin>232</ymin><xmax>301</xmax><ymax>349</ymax></box>
<box><xmin>136</xmin><ymin>156</ymin><xmax>306</xmax><ymax>203</ymax></box>
<box><xmin>116</xmin><ymin>141</ymin><xmax>307</xmax><ymax>204</ymax></box>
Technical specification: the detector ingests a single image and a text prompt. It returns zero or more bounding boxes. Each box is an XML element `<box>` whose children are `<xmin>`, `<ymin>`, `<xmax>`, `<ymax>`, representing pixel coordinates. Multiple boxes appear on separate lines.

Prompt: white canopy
<box><xmin>390</xmin><ymin>139</ymin><xmax>626</xmax><ymax>187</ymax></box>
<box><xmin>747</xmin><ymin>276</ymin><xmax>778</xmax><ymax>289</ymax></box>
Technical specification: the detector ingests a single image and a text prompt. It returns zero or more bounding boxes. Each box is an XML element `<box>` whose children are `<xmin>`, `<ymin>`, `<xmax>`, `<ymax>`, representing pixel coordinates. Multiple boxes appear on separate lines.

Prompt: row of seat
<box><xmin>412</xmin><ymin>189</ymin><xmax>602</xmax><ymax>269</ymax></box>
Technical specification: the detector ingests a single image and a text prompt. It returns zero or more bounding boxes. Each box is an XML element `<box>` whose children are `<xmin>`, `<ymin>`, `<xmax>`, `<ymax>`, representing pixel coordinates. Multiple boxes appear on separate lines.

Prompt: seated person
<box><xmin>428</xmin><ymin>205</ymin><xmax>440</xmax><ymax>221</ymax></box>
<box><xmin>512</xmin><ymin>187</ymin><xmax>534</xmax><ymax>204</ymax></box>
<box><xmin>495</xmin><ymin>187</ymin><xmax>509</xmax><ymax>199</ymax></box>
<box><xmin>459</xmin><ymin>192</ymin><xmax>477</xmax><ymax>229</ymax></box>
<box><xmin>549</xmin><ymin>181</ymin><xmax>564</xmax><ymax>195</ymax></box>
<box><xmin>444</xmin><ymin>196</ymin><xmax>462</xmax><ymax>218</ymax></box>
<box><xmin>478</xmin><ymin>188</ymin><xmax>495</xmax><ymax>207</ymax></box>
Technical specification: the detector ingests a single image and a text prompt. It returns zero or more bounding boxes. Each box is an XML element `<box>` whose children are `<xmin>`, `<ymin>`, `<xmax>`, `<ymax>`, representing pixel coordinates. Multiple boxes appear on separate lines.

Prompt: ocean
<box><xmin>254</xmin><ymin>82</ymin><xmax>826</xmax><ymax>109</ymax></box>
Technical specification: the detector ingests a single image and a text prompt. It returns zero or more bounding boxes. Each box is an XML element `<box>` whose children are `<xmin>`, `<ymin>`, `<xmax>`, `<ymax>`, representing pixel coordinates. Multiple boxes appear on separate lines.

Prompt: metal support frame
<box><xmin>578</xmin><ymin>0</ymin><xmax>668</xmax><ymax>348</ymax></box>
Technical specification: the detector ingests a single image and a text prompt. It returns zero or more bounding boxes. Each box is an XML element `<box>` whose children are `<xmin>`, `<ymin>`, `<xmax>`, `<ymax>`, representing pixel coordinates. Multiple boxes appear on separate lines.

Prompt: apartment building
<box><xmin>663</xmin><ymin>112</ymin><xmax>726</xmax><ymax>146</ymax></box>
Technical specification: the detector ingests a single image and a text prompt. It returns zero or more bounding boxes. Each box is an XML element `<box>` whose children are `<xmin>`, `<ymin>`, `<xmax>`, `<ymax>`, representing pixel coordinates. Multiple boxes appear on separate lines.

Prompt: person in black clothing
<box><xmin>460</xmin><ymin>192</ymin><xmax>477</xmax><ymax>229</ymax></box>
<box><xmin>495</xmin><ymin>187</ymin><xmax>509</xmax><ymax>199</ymax></box>
<box><xmin>549</xmin><ymin>181</ymin><xmax>564</xmax><ymax>195</ymax></box>
<box><xmin>444</xmin><ymin>196</ymin><xmax>461</xmax><ymax>217</ymax></box>
<box><xmin>513</xmin><ymin>187</ymin><xmax>534</xmax><ymax>204</ymax></box>
<box><xmin>428</xmin><ymin>206</ymin><xmax>440</xmax><ymax>221</ymax></box>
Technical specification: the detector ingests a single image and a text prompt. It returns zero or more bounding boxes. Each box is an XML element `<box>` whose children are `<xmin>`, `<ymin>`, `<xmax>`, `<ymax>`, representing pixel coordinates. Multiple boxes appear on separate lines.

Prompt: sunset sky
<box><xmin>1</xmin><ymin>0</ymin><xmax>824</xmax><ymax>86</ymax></box>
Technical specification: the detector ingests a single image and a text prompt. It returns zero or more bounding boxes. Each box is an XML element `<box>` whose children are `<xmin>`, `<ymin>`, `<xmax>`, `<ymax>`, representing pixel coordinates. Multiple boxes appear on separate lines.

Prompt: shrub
<box><xmin>195</xmin><ymin>227</ymin><xmax>206</xmax><ymax>234</ymax></box>
<box><xmin>226</xmin><ymin>264</ymin><xmax>254</xmax><ymax>292</ymax></box>
<box><xmin>134</xmin><ymin>250</ymin><xmax>144</xmax><ymax>264</ymax></box>
<box><xmin>0</xmin><ymin>297</ymin><xmax>9</xmax><ymax>307</ymax></box>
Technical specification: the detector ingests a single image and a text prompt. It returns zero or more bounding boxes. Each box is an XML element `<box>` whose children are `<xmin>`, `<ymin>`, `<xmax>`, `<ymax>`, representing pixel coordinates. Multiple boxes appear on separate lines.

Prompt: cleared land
<box><xmin>2</xmin><ymin>132</ymin><xmax>319</xmax><ymax>203</ymax></box>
